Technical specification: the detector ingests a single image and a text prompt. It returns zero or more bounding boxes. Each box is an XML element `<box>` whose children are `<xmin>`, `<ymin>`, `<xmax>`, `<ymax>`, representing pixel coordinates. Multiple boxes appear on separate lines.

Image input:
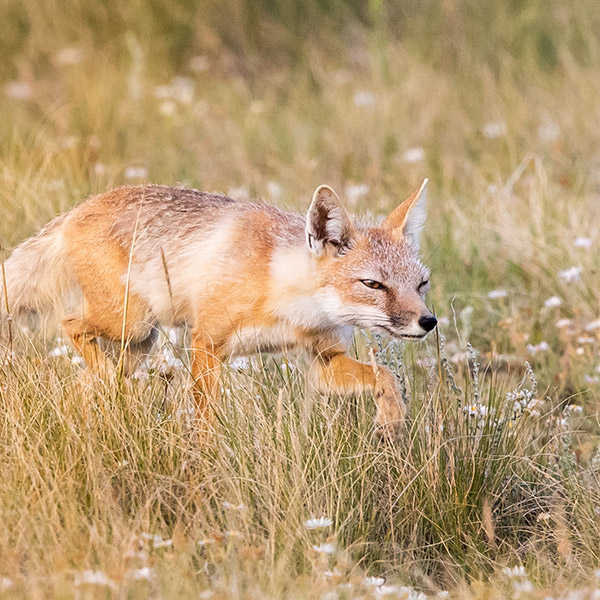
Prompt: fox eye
<box><xmin>418</xmin><ymin>279</ymin><xmax>430</xmax><ymax>292</ymax></box>
<box><xmin>361</xmin><ymin>279</ymin><xmax>385</xmax><ymax>290</ymax></box>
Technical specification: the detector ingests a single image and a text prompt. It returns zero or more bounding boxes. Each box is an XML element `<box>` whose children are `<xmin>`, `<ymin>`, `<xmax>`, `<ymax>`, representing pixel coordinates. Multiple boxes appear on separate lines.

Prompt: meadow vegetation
<box><xmin>1</xmin><ymin>1</ymin><xmax>600</xmax><ymax>597</ymax></box>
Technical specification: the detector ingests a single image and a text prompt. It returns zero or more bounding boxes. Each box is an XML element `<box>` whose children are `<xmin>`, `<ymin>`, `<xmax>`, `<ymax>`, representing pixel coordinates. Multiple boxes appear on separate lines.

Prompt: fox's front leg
<box><xmin>310</xmin><ymin>351</ymin><xmax>406</xmax><ymax>436</ymax></box>
<box><xmin>190</xmin><ymin>331</ymin><xmax>223</xmax><ymax>427</ymax></box>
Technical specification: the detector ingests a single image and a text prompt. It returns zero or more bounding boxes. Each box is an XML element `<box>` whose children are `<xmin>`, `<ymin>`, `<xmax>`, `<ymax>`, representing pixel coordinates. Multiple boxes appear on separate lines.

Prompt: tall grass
<box><xmin>2</xmin><ymin>0</ymin><xmax>600</xmax><ymax>597</ymax></box>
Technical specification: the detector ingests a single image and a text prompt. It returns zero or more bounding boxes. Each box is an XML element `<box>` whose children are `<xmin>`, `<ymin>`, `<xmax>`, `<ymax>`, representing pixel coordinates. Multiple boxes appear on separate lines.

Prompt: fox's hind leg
<box><xmin>62</xmin><ymin>290</ymin><xmax>156</xmax><ymax>377</ymax></box>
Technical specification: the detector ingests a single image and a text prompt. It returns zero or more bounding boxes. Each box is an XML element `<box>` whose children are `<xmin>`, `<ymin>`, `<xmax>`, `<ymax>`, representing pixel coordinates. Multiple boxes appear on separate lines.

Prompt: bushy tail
<box><xmin>1</xmin><ymin>213</ymin><xmax>77</xmax><ymax>332</ymax></box>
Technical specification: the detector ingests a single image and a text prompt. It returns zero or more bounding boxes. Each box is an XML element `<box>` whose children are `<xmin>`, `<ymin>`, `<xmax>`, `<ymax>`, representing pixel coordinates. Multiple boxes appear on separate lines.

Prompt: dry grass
<box><xmin>1</xmin><ymin>1</ymin><xmax>600</xmax><ymax>597</ymax></box>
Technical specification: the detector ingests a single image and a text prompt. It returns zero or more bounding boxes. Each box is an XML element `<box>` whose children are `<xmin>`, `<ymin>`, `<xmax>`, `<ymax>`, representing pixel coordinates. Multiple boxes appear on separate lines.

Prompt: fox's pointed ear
<box><xmin>306</xmin><ymin>185</ymin><xmax>354</xmax><ymax>256</ymax></box>
<box><xmin>382</xmin><ymin>178</ymin><xmax>428</xmax><ymax>251</ymax></box>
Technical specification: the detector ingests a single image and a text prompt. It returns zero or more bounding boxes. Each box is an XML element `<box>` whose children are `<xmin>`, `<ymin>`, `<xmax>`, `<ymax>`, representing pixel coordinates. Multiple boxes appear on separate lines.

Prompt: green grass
<box><xmin>1</xmin><ymin>1</ymin><xmax>600</xmax><ymax>597</ymax></box>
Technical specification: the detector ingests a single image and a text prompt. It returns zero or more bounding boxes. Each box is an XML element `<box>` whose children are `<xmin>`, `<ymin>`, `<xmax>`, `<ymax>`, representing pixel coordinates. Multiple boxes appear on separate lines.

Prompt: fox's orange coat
<box><xmin>1</xmin><ymin>181</ymin><xmax>435</xmax><ymax>435</ymax></box>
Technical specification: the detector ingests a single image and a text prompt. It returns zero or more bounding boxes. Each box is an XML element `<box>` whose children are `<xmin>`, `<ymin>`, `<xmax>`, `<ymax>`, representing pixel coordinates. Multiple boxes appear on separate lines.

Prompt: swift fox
<box><xmin>0</xmin><ymin>180</ymin><xmax>436</xmax><ymax>434</ymax></box>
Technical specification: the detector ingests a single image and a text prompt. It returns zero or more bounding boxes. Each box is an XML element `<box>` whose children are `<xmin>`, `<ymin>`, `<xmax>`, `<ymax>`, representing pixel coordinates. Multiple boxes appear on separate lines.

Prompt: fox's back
<box><xmin>62</xmin><ymin>185</ymin><xmax>306</xmax><ymax>326</ymax></box>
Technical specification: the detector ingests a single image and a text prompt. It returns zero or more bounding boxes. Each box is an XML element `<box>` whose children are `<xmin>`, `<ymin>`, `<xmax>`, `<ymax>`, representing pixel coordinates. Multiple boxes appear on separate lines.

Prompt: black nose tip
<box><xmin>418</xmin><ymin>315</ymin><xmax>437</xmax><ymax>332</ymax></box>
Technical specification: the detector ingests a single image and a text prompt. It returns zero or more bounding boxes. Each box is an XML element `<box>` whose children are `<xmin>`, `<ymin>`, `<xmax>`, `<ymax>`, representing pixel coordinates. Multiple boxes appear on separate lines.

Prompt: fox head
<box><xmin>306</xmin><ymin>180</ymin><xmax>436</xmax><ymax>340</ymax></box>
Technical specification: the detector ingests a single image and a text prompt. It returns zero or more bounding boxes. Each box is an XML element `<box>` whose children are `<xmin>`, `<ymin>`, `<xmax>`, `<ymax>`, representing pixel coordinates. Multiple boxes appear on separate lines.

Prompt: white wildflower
<box><xmin>526</xmin><ymin>341</ymin><xmax>550</xmax><ymax>355</ymax></box>
<box><xmin>558</xmin><ymin>266</ymin><xmax>582</xmax><ymax>283</ymax></box>
<box><xmin>503</xmin><ymin>566</ymin><xmax>526</xmax><ymax>578</ymax></box>
<box><xmin>538</xmin><ymin>121</ymin><xmax>560</xmax><ymax>142</ymax></box>
<box><xmin>345</xmin><ymin>183</ymin><xmax>370</xmax><ymax>205</ymax></box>
<box><xmin>574</xmin><ymin>237</ymin><xmax>592</xmax><ymax>249</ymax></box>
<box><xmin>363</xmin><ymin>576</ymin><xmax>386</xmax><ymax>587</ymax></box>
<box><xmin>159</xmin><ymin>100</ymin><xmax>177</xmax><ymax>117</ymax></box>
<box><xmin>267</xmin><ymin>181</ymin><xmax>283</xmax><ymax>200</ymax></box>
<box><xmin>305</xmin><ymin>517</ymin><xmax>333</xmax><ymax>530</ymax></box>
<box><xmin>577</xmin><ymin>337</ymin><xmax>595</xmax><ymax>344</ymax></box>
<box><xmin>353</xmin><ymin>91</ymin><xmax>375</xmax><ymax>107</ymax></box>
<box><xmin>544</xmin><ymin>296</ymin><xmax>562</xmax><ymax>308</ymax></box>
<box><xmin>132</xmin><ymin>566</ymin><xmax>154</xmax><ymax>581</ymax></box>
<box><xmin>230</xmin><ymin>356</ymin><xmax>252</xmax><ymax>371</ymax></box>
<box><xmin>222</xmin><ymin>501</ymin><xmax>247</xmax><ymax>511</ymax></box>
<box><xmin>482</xmin><ymin>120</ymin><xmax>507</xmax><ymax>139</ymax></box>
<box><xmin>55</xmin><ymin>47</ymin><xmax>84</xmax><ymax>66</ymax></box>
<box><xmin>556</xmin><ymin>318</ymin><xmax>574</xmax><ymax>329</ymax></box>
<box><xmin>227</xmin><ymin>186</ymin><xmax>249</xmax><ymax>200</ymax></box>
<box><xmin>0</xmin><ymin>578</ymin><xmax>13</xmax><ymax>591</ymax></box>
<box><xmin>585</xmin><ymin>320</ymin><xmax>600</xmax><ymax>331</ymax></box>
<box><xmin>401</xmin><ymin>147</ymin><xmax>425</xmax><ymax>164</ymax></box>
<box><xmin>125</xmin><ymin>166</ymin><xmax>148</xmax><ymax>180</ymax></box>
<box><xmin>464</xmin><ymin>404</ymin><xmax>488</xmax><ymax>417</ymax></box>
<box><xmin>312</xmin><ymin>543</ymin><xmax>336</xmax><ymax>554</ymax></box>
<box><xmin>373</xmin><ymin>585</ymin><xmax>400</xmax><ymax>597</ymax></box>
<box><xmin>5</xmin><ymin>81</ymin><xmax>31</xmax><ymax>99</ymax></box>
<box><xmin>74</xmin><ymin>570</ymin><xmax>116</xmax><ymax>588</ymax></box>
<box><xmin>487</xmin><ymin>288</ymin><xmax>508</xmax><ymax>299</ymax></box>
<box><xmin>566</xmin><ymin>404</ymin><xmax>584</xmax><ymax>414</ymax></box>
<box><xmin>49</xmin><ymin>344</ymin><xmax>70</xmax><ymax>357</ymax></box>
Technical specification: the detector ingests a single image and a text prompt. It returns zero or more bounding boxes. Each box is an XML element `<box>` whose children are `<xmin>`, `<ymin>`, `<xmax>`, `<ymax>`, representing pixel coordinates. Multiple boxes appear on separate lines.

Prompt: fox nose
<box><xmin>418</xmin><ymin>314</ymin><xmax>437</xmax><ymax>333</ymax></box>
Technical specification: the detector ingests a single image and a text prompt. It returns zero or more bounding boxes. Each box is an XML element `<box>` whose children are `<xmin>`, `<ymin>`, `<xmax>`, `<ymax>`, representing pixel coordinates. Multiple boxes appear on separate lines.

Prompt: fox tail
<box><xmin>1</xmin><ymin>213</ymin><xmax>77</xmax><ymax>334</ymax></box>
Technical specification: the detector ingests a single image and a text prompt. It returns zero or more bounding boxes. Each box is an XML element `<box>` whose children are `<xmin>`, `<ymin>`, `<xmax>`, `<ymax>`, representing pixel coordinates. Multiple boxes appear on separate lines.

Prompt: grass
<box><xmin>2</xmin><ymin>1</ymin><xmax>600</xmax><ymax>597</ymax></box>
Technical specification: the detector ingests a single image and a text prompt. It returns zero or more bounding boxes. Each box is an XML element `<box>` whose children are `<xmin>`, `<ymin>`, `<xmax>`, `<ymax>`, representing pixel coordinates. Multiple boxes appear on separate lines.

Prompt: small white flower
<box><xmin>482</xmin><ymin>120</ymin><xmax>507</xmax><ymax>139</ymax></box>
<box><xmin>503</xmin><ymin>565</ymin><xmax>526</xmax><ymax>578</ymax></box>
<box><xmin>401</xmin><ymin>147</ymin><xmax>425</xmax><ymax>164</ymax></box>
<box><xmin>159</xmin><ymin>100</ymin><xmax>177</xmax><ymax>117</ymax></box>
<box><xmin>5</xmin><ymin>81</ymin><xmax>31</xmax><ymax>99</ymax></box>
<box><xmin>0</xmin><ymin>578</ymin><xmax>13</xmax><ymax>592</ymax></box>
<box><xmin>55</xmin><ymin>47</ymin><xmax>84</xmax><ymax>66</ymax></box>
<box><xmin>487</xmin><ymin>288</ymin><xmax>508</xmax><ymax>299</ymax></box>
<box><xmin>363</xmin><ymin>576</ymin><xmax>386</xmax><ymax>587</ymax></box>
<box><xmin>353</xmin><ymin>91</ymin><xmax>375</xmax><ymax>106</ymax></box>
<box><xmin>585</xmin><ymin>319</ymin><xmax>600</xmax><ymax>331</ymax></box>
<box><xmin>556</xmin><ymin>318</ymin><xmax>573</xmax><ymax>329</ymax></box>
<box><xmin>373</xmin><ymin>585</ymin><xmax>400</xmax><ymax>597</ymax></box>
<box><xmin>345</xmin><ymin>184</ymin><xmax>370</xmax><ymax>205</ymax></box>
<box><xmin>74</xmin><ymin>570</ymin><xmax>116</xmax><ymax>588</ymax></box>
<box><xmin>132</xmin><ymin>566</ymin><xmax>154</xmax><ymax>581</ymax></box>
<box><xmin>227</xmin><ymin>186</ymin><xmax>249</xmax><ymax>200</ymax></box>
<box><xmin>558</xmin><ymin>266</ymin><xmax>582</xmax><ymax>283</ymax></box>
<box><xmin>125</xmin><ymin>166</ymin><xmax>148</xmax><ymax>180</ymax></box>
<box><xmin>538</xmin><ymin>121</ymin><xmax>560</xmax><ymax>142</ymax></box>
<box><xmin>566</xmin><ymin>404</ymin><xmax>584</xmax><ymax>414</ymax></box>
<box><xmin>464</xmin><ymin>404</ymin><xmax>488</xmax><ymax>417</ymax></box>
<box><xmin>305</xmin><ymin>517</ymin><xmax>333</xmax><ymax>529</ymax></box>
<box><xmin>577</xmin><ymin>337</ymin><xmax>595</xmax><ymax>345</ymax></box>
<box><xmin>267</xmin><ymin>181</ymin><xmax>283</xmax><ymax>200</ymax></box>
<box><xmin>526</xmin><ymin>341</ymin><xmax>550</xmax><ymax>355</ymax></box>
<box><xmin>574</xmin><ymin>237</ymin><xmax>592</xmax><ymax>249</ymax></box>
<box><xmin>222</xmin><ymin>501</ymin><xmax>247</xmax><ymax>511</ymax></box>
<box><xmin>312</xmin><ymin>543</ymin><xmax>336</xmax><ymax>554</ymax></box>
<box><xmin>230</xmin><ymin>356</ymin><xmax>252</xmax><ymax>371</ymax></box>
<box><xmin>49</xmin><ymin>344</ymin><xmax>70</xmax><ymax>357</ymax></box>
<box><xmin>544</xmin><ymin>296</ymin><xmax>562</xmax><ymax>308</ymax></box>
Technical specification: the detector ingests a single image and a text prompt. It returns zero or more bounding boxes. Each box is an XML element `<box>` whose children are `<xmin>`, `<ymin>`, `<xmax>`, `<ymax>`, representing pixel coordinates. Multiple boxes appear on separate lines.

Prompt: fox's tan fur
<box><xmin>1</xmin><ymin>181</ymin><xmax>436</xmax><ymax>435</ymax></box>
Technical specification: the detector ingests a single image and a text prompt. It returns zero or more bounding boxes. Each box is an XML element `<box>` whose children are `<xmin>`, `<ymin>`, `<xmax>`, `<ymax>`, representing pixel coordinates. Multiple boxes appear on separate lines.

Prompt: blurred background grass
<box><xmin>2</xmin><ymin>1</ymin><xmax>600</xmax><ymax>598</ymax></box>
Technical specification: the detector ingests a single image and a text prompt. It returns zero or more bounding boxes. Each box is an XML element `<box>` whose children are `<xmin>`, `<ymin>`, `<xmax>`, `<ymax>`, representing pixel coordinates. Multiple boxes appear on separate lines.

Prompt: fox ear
<box><xmin>382</xmin><ymin>179</ymin><xmax>428</xmax><ymax>250</ymax></box>
<box><xmin>306</xmin><ymin>185</ymin><xmax>354</xmax><ymax>256</ymax></box>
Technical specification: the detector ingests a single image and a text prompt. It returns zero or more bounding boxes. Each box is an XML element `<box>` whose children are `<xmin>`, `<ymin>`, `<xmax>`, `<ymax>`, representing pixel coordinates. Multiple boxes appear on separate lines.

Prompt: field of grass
<box><xmin>2</xmin><ymin>1</ymin><xmax>600</xmax><ymax>598</ymax></box>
